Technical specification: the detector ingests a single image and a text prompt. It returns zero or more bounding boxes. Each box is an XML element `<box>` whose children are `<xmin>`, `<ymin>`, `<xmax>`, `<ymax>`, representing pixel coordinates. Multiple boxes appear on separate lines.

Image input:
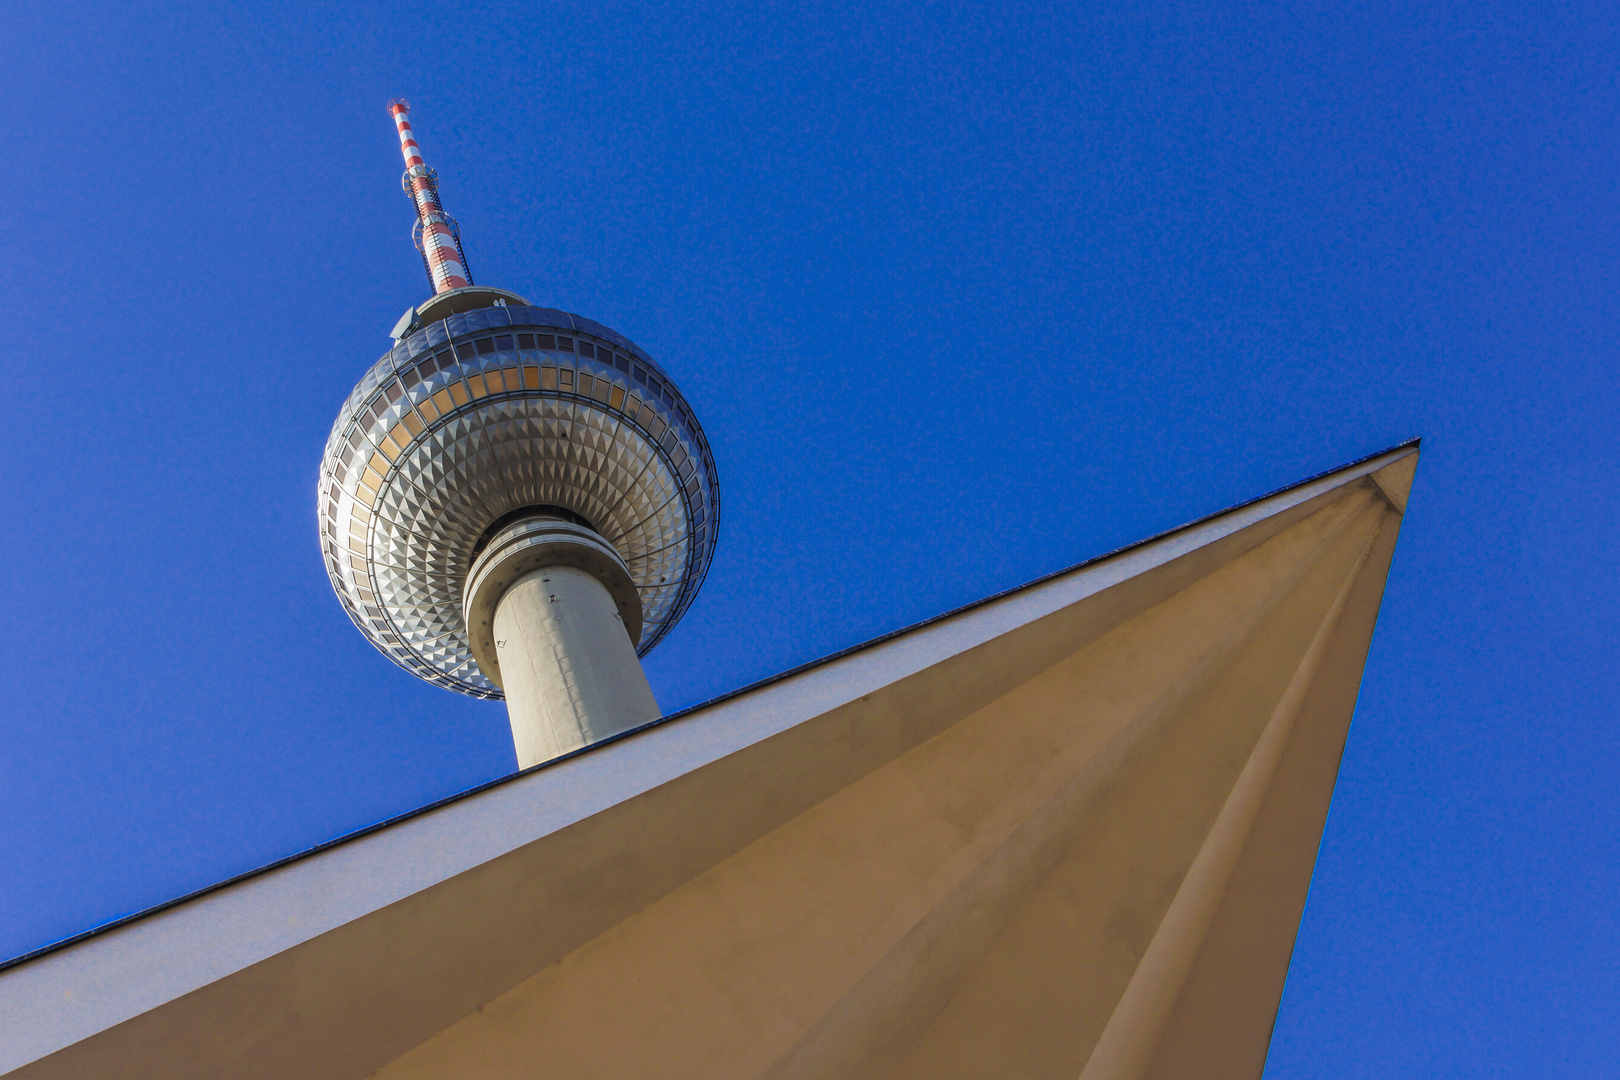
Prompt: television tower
<box><xmin>319</xmin><ymin>102</ymin><xmax>719</xmax><ymax>768</ymax></box>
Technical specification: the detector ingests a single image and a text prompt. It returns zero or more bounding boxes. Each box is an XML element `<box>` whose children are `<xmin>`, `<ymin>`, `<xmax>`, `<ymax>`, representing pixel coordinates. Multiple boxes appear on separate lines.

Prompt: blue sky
<box><xmin>3</xmin><ymin>1</ymin><xmax>1616</xmax><ymax>1074</ymax></box>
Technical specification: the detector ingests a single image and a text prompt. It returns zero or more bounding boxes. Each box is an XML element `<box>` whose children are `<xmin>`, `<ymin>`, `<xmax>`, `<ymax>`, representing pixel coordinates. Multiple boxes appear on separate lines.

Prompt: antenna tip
<box><xmin>387</xmin><ymin>98</ymin><xmax>411</xmax><ymax>116</ymax></box>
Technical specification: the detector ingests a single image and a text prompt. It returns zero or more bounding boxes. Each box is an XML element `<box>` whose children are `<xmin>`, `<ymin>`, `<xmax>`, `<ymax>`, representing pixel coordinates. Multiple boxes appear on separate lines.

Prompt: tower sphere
<box><xmin>319</xmin><ymin>285</ymin><xmax>719</xmax><ymax>697</ymax></box>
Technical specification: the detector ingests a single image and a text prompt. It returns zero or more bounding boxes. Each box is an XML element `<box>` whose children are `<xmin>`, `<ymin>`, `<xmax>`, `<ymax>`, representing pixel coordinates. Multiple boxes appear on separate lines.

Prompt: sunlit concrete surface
<box><xmin>0</xmin><ymin>443</ymin><xmax>1418</xmax><ymax>1080</ymax></box>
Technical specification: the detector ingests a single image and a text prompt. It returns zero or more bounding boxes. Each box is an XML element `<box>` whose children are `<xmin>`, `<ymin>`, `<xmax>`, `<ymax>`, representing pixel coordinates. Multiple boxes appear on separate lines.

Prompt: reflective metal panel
<box><xmin>319</xmin><ymin>306</ymin><xmax>720</xmax><ymax>698</ymax></box>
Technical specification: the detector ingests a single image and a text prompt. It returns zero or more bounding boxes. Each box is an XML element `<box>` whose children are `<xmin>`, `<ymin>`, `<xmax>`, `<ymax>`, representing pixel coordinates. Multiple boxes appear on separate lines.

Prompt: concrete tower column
<box><xmin>465</xmin><ymin>516</ymin><xmax>660</xmax><ymax>769</ymax></box>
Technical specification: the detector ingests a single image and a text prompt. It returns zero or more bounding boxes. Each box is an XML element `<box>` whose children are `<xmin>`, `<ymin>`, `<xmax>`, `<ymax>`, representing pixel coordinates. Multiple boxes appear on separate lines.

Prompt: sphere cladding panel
<box><xmin>319</xmin><ymin>305</ymin><xmax>719</xmax><ymax>698</ymax></box>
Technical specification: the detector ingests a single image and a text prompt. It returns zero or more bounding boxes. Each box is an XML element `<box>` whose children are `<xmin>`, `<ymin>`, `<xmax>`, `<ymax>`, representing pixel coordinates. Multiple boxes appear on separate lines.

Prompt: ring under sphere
<box><xmin>318</xmin><ymin>302</ymin><xmax>719</xmax><ymax>698</ymax></box>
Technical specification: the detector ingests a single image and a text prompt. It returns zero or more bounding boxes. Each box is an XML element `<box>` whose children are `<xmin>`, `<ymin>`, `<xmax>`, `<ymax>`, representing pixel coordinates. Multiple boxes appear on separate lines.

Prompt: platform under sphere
<box><xmin>318</xmin><ymin>304</ymin><xmax>720</xmax><ymax>697</ymax></box>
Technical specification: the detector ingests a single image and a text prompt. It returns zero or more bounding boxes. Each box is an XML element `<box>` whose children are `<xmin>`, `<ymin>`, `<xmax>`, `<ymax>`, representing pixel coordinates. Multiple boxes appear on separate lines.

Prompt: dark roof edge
<box><xmin>0</xmin><ymin>437</ymin><xmax>1420</xmax><ymax>975</ymax></box>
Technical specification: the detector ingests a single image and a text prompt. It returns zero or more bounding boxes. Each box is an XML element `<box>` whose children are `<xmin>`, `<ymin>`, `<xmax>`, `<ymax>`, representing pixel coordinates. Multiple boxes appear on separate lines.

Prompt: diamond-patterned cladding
<box><xmin>318</xmin><ymin>305</ymin><xmax>719</xmax><ymax>698</ymax></box>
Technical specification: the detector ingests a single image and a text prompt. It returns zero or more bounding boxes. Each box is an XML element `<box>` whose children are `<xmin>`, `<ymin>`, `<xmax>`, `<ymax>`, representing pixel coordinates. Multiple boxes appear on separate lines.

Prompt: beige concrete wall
<box><xmin>0</xmin><ymin>447</ymin><xmax>1416</xmax><ymax>1080</ymax></box>
<box><xmin>371</xmin><ymin>485</ymin><xmax>1399</xmax><ymax>1080</ymax></box>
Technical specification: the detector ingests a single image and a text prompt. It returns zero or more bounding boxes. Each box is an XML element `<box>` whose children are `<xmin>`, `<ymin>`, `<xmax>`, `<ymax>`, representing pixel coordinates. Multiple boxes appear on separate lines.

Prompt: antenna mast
<box><xmin>388</xmin><ymin>100</ymin><xmax>472</xmax><ymax>294</ymax></box>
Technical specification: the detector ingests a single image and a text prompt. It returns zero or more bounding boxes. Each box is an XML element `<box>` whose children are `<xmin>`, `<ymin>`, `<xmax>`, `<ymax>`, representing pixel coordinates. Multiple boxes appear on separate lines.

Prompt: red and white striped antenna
<box><xmin>388</xmin><ymin>99</ymin><xmax>472</xmax><ymax>294</ymax></box>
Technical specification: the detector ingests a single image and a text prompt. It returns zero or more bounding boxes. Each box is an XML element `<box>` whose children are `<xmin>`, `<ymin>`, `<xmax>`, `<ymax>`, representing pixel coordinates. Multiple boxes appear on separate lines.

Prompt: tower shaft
<box><xmin>494</xmin><ymin>566</ymin><xmax>660</xmax><ymax>768</ymax></box>
<box><xmin>388</xmin><ymin>100</ymin><xmax>472</xmax><ymax>294</ymax></box>
<box><xmin>463</xmin><ymin>514</ymin><xmax>661</xmax><ymax>768</ymax></box>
